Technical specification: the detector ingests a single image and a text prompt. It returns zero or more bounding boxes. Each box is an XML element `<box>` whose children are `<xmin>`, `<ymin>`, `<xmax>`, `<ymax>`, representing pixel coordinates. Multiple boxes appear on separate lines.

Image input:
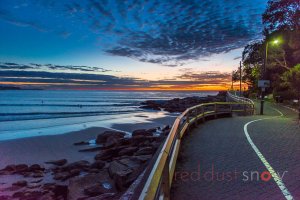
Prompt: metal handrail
<box><xmin>137</xmin><ymin>94</ymin><xmax>254</xmax><ymax>200</ymax></box>
<box><xmin>227</xmin><ymin>91</ymin><xmax>255</xmax><ymax>105</ymax></box>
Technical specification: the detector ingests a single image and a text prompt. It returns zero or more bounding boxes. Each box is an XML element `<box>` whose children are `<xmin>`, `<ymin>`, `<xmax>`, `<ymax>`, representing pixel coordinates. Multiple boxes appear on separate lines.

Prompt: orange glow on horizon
<box><xmin>0</xmin><ymin>81</ymin><xmax>248</xmax><ymax>91</ymax></box>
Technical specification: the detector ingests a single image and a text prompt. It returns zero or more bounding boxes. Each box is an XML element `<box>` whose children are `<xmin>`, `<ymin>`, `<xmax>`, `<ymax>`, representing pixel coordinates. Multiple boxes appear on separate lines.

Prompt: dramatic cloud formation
<box><xmin>0</xmin><ymin>62</ymin><xmax>112</xmax><ymax>73</ymax></box>
<box><xmin>0</xmin><ymin>0</ymin><xmax>267</xmax><ymax>66</ymax></box>
<box><xmin>0</xmin><ymin>62</ymin><xmax>232</xmax><ymax>90</ymax></box>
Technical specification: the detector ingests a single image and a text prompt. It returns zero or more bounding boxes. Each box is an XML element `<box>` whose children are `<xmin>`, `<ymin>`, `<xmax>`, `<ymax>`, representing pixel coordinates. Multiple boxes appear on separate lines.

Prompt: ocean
<box><xmin>0</xmin><ymin>90</ymin><xmax>217</xmax><ymax>140</ymax></box>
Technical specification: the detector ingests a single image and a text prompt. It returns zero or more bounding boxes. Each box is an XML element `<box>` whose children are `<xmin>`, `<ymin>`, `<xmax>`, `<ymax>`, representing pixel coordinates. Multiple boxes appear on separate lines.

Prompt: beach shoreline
<box><xmin>0</xmin><ymin>115</ymin><xmax>175</xmax><ymax>169</ymax></box>
<box><xmin>0</xmin><ymin>115</ymin><xmax>175</xmax><ymax>199</ymax></box>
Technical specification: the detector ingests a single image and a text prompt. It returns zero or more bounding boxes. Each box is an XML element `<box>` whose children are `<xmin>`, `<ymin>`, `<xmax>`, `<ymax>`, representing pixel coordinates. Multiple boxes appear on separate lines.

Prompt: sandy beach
<box><xmin>0</xmin><ymin>115</ymin><xmax>175</xmax><ymax>199</ymax></box>
<box><xmin>0</xmin><ymin>115</ymin><xmax>175</xmax><ymax>169</ymax></box>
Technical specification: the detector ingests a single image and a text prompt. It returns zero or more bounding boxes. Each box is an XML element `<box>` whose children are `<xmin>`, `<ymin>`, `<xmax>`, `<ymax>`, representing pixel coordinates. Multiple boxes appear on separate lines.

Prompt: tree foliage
<box><xmin>281</xmin><ymin>64</ymin><xmax>300</xmax><ymax>97</ymax></box>
<box><xmin>235</xmin><ymin>0</ymin><xmax>300</xmax><ymax>99</ymax></box>
<box><xmin>263</xmin><ymin>0</ymin><xmax>300</xmax><ymax>34</ymax></box>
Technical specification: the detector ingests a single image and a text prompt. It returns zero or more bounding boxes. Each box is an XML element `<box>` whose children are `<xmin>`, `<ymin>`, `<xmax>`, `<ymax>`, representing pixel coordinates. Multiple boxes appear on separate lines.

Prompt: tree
<box><xmin>281</xmin><ymin>64</ymin><xmax>300</xmax><ymax>99</ymax></box>
<box><xmin>241</xmin><ymin>41</ymin><xmax>264</xmax><ymax>91</ymax></box>
<box><xmin>263</xmin><ymin>0</ymin><xmax>300</xmax><ymax>35</ymax></box>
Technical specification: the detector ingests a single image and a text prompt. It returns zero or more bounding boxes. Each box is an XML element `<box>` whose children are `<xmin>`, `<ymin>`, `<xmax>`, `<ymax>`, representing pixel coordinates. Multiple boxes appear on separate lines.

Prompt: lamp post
<box><xmin>239</xmin><ymin>61</ymin><xmax>242</xmax><ymax>97</ymax></box>
<box><xmin>260</xmin><ymin>39</ymin><xmax>280</xmax><ymax>115</ymax></box>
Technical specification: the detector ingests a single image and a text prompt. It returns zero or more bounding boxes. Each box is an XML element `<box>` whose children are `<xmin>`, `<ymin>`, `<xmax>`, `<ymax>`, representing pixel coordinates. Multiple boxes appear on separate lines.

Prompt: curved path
<box><xmin>171</xmin><ymin>102</ymin><xmax>300</xmax><ymax>200</ymax></box>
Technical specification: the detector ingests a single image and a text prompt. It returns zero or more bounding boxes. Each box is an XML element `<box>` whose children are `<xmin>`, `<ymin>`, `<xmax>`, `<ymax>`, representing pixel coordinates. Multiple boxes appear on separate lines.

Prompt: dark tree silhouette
<box><xmin>263</xmin><ymin>0</ymin><xmax>300</xmax><ymax>34</ymax></box>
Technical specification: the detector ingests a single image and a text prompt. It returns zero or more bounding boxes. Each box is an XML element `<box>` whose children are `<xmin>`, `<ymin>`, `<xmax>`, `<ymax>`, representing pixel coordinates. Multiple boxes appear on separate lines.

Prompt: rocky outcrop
<box><xmin>140</xmin><ymin>91</ymin><xmax>227</xmax><ymax>112</ymax></box>
<box><xmin>0</xmin><ymin>126</ymin><xmax>171</xmax><ymax>200</ymax></box>
<box><xmin>96</xmin><ymin>131</ymin><xmax>126</xmax><ymax>144</ymax></box>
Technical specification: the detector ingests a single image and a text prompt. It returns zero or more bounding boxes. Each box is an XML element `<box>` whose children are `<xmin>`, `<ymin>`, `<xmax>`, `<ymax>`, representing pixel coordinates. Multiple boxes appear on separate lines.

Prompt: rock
<box><xmin>53</xmin><ymin>171</ymin><xmax>71</xmax><ymax>181</ymax></box>
<box><xmin>139</xmin><ymin>105</ymin><xmax>161</xmax><ymax>110</ymax></box>
<box><xmin>96</xmin><ymin>131</ymin><xmax>125</xmax><ymax>144</ymax></box>
<box><xmin>53</xmin><ymin>185</ymin><xmax>68</xmax><ymax>199</ymax></box>
<box><xmin>45</xmin><ymin>159</ymin><xmax>67</xmax><ymax>166</ymax></box>
<box><xmin>42</xmin><ymin>183</ymin><xmax>56</xmax><ymax>191</ymax></box>
<box><xmin>0</xmin><ymin>195</ymin><xmax>12</xmax><ymax>200</ymax></box>
<box><xmin>139</xmin><ymin>100</ymin><xmax>161</xmax><ymax>110</ymax></box>
<box><xmin>13</xmin><ymin>191</ymin><xmax>43</xmax><ymax>199</ymax></box>
<box><xmin>32</xmin><ymin>171</ymin><xmax>44</xmax><ymax>178</ymax></box>
<box><xmin>132</xmin><ymin>155</ymin><xmax>152</xmax><ymax>163</ymax></box>
<box><xmin>113</xmin><ymin>169</ymin><xmax>133</xmax><ymax>191</ymax></box>
<box><xmin>79</xmin><ymin>146</ymin><xmax>104</xmax><ymax>152</ymax></box>
<box><xmin>140</xmin><ymin>95</ymin><xmax>226</xmax><ymax>113</ymax></box>
<box><xmin>15</xmin><ymin>164</ymin><xmax>29</xmax><ymax>173</ymax></box>
<box><xmin>134</xmin><ymin>147</ymin><xmax>155</xmax><ymax>156</ymax></box>
<box><xmin>108</xmin><ymin>161</ymin><xmax>132</xmax><ymax>179</ymax></box>
<box><xmin>70</xmin><ymin>168</ymin><xmax>81</xmax><ymax>176</ymax></box>
<box><xmin>94</xmin><ymin>147</ymin><xmax>123</xmax><ymax>161</ymax></box>
<box><xmin>12</xmin><ymin>180</ymin><xmax>27</xmax><ymax>187</ymax></box>
<box><xmin>118</xmin><ymin>147</ymin><xmax>138</xmax><ymax>156</ymax></box>
<box><xmin>1</xmin><ymin>164</ymin><xmax>16</xmax><ymax>171</ymax></box>
<box><xmin>162</xmin><ymin>125</ymin><xmax>170</xmax><ymax>131</ymax></box>
<box><xmin>132</xmin><ymin>129</ymin><xmax>153</xmax><ymax>137</ymax></box>
<box><xmin>90</xmin><ymin>161</ymin><xmax>106</xmax><ymax>169</ymax></box>
<box><xmin>29</xmin><ymin>164</ymin><xmax>44</xmax><ymax>172</ymax></box>
<box><xmin>68</xmin><ymin>172</ymin><xmax>115</xmax><ymax>200</ymax></box>
<box><xmin>53</xmin><ymin>170</ymin><xmax>79</xmax><ymax>181</ymax></box>
<box><xmin>82</xmin><ymin>193</ymin><xmax>116</xmax><ymax>200</ymax></box>
<box><xmin>151</xmin><ymin>141</ymin><xmax>162</xmax><ymax>149</ymax></box>
<box><xmin>84</xmin><ymin>183</ymin><xmax>113</xmax><ymax>197</ymax></box>
<box><xmin>118</xmin><ymin>158</ymin><xmax>140</xmax><ymax>170</ymax></box>
<box><xmin>104</xmin><ymin>136</ymin><xmax>120</xmax><ymax>148</ymax></box>
<box><xmin>31</xmin><ymin>179</ymin><xmax>43</xmax><ymax>183</ymax></box>
<box><xmin>108</xmin><ymin>158</ymin><xmax>140</xmax><ymax>179</ymax></box>
<box><xmin>124</xmin><ymin>136</ymin><xmax>148</xmax><ymax>146</ymax></box>
<box><xmin>147</xmin><ymin>128</ymin><xmax>158</xmax><ymax>133</ymax></box>
<box><xmin>74</xmin><ymin>141</ymin><xmax>89</xmax><ymax>146</ymax></box>
<box><xmin>39</xmin><ymin>193</ymin><xmax>55</xmax><ymax>200</ymax></box>
<box><xmin>112</xmin><ymin>160</ymin><xmax>145</xmax><ymax>191</ymax></box>
<box><xmin>63</xmin><ymin>160</ymin><xmax>90</xmax><ymax>171</ymax></box>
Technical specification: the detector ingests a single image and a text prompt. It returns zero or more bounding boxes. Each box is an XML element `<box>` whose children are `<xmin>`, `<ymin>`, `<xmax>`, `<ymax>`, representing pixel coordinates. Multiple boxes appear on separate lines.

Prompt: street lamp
<box><xmin>260</xmin><ymin>38</ymin><xmax>282</xmax><ymax>115</ymax></box>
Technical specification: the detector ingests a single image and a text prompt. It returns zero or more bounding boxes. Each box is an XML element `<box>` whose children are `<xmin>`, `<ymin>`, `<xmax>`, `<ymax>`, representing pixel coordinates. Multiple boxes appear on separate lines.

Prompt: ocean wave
<box><xmin>0</xmin><ymin>110</ymin><xmax>135</xmax><ymax>122</ymax></box>
<box><xmin>0</xmin><ymin>103</ymin><xmax>136</xmax><ymax>107</ymax></box>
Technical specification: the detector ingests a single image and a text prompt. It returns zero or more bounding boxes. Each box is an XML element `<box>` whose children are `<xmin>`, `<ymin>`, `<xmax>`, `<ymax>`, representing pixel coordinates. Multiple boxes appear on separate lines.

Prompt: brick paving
<box><xmin>171</xmin><ymin>102</ymin><xmax>300</xmax><ymax>200</ymax></box>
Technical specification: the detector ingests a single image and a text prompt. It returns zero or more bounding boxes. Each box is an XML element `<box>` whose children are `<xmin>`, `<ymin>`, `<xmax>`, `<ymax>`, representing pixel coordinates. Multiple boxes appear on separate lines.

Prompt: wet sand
<box><xmin>0</xmin><ymin>116</ymin><xmax>176</xmax><ymax>169</ymax></box>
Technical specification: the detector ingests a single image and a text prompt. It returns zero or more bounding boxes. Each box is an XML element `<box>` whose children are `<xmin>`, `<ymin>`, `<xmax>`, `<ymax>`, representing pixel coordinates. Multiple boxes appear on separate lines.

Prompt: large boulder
<box><xmin>96</xmin><ymin>131</ymin><xmax>125</xmax><ymax>144</ymax></box>
<box><xmin>68</xmin><ymin>172</ymin><xmax>115</xmax><ymax>200</ymax></box>
<box><xmin>84</xmin><ymin>183</ymin><xmax>114</xmax><ymax>197</ymax></box>
<box><xmin>108</xmin><ymin>158</ymin><xmax>141</xmax><ymax>179</ymax></box>
<box><xmin>104</xmin><ymin>135</ymin><xmax>121</xmax><ymax>148</ymax></box>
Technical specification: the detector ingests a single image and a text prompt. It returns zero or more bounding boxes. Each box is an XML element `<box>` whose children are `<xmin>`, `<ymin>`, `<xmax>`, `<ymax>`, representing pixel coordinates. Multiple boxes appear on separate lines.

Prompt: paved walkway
<box><xmin>171</xmin><ymin>102</ymin><xmax>300</xmax><ymax>200</ymax></box>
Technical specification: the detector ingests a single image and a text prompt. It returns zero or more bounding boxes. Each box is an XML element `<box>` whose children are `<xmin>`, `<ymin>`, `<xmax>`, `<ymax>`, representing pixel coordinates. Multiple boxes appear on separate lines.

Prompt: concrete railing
<box><xmin>133</xmin><ymin>98</ymin><xmax>254</xmax><ymax>200</ymax></box>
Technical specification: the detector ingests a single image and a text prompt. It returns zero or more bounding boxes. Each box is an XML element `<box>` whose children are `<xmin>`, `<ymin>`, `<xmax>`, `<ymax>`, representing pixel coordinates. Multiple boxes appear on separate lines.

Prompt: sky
<box><xmin>0</xmin><ymin>0</ymin><xmax>268</xmax><ymax>90</ymax></box>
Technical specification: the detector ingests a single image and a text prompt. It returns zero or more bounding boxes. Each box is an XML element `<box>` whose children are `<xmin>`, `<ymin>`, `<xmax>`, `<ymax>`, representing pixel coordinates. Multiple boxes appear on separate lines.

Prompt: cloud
<box><xmin>92</xmin><ymin>0</ymin><xmax>267</xmax><ymax>66</ymax></box>
<box><xmin>0</xmin><ymin>63</ymin><xmax>232</xmax><ymax>90</ymax></box>
<box><xmin>177</xmin><ymin>70</ymin><xmax>232</xmax><ymax>83</ymax></box>
<box><xmin>0</xmin><ymin>0</ymin><xmax>268</xmax><ymax>66</ymax></box>
<box><xmin>0</xmin><ymin>62</ymin><xmax>112</xmax><ymax>73</ymax></box>
<box><xmin>0</xmin><ymin>8</ymin><xmax>47</xmax><ymax>32</ymax></box>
